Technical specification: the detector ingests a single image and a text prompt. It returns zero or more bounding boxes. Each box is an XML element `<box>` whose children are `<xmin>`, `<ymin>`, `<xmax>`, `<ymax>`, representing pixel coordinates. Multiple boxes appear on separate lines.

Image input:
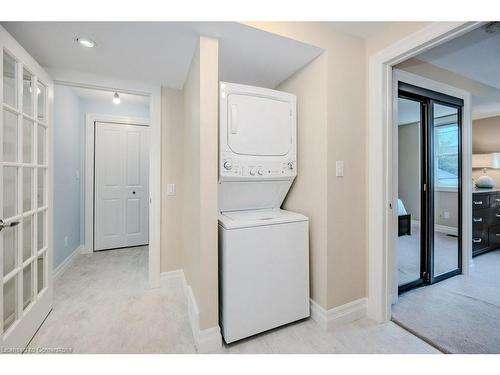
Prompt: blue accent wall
<box><xmin>53</xmin><ymin>85</ymin><xmax>82</xmax><ymax>268</ymax></box>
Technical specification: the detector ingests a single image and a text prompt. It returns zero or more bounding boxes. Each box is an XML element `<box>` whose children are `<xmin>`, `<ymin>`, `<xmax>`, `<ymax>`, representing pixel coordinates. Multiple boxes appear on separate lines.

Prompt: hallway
<box><xmin>26</xmin><ymin>247</ymin><xmax>438</xmax><ymax>354</ymax></box>
<box><xmin>28</xmin><ymin>247</ymin><xmax>196</xmax><ymax>353</ymax></box>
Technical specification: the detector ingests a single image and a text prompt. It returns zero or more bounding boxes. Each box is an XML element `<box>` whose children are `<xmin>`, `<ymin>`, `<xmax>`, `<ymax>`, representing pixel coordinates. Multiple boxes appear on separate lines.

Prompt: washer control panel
<box><xmin>220</xmin><ymin>157</ymin><xmax>296</xmax><ymax>179</ymax></box>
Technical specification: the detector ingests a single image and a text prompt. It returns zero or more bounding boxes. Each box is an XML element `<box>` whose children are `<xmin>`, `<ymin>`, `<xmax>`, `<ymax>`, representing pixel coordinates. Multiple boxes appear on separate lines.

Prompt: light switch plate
<box><xmin>167</xmin><ymin>183</ymin><xmax>176</xmax><ymax>196</ymax></box>
<box><xmin>336</xmin><ymin>161</ymin><xmax>344</xmax><ymax>177</ymax></box>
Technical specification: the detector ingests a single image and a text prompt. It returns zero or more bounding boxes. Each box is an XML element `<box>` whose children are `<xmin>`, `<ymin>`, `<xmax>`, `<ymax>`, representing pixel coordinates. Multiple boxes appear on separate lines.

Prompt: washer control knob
<box><xmin>288</xmin><ymin>162</ymin><xmax>294</xmax><ymax>170</ymax></box>
<box><xmin>223</xmin><ymin>161</ymin><xmax>232</xmax><ymax>170</ymax></box>
<box><xmin>249</xmin><ymin>168</ymin><xmax>256</xmax><ymax>176</ymax></box>
<box><xmin>257</xmin><ymin>169</ymin><xmax>263</xmax><ymax>176</ymax></box>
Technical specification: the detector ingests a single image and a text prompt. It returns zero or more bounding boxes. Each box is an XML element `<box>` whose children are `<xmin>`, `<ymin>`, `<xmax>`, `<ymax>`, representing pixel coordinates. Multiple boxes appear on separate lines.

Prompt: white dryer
<box><xmin>218</xmin><ymin>82</ymin><xmax>310</xmax><ymax>344</ymax></box>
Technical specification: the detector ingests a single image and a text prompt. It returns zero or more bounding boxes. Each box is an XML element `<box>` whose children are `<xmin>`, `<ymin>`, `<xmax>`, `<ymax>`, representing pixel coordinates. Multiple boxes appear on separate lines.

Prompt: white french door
<box><xmin>1</xmin><ymin>27</ymin><xmax>53</xmax><ymax>349</ymax></box>
<box><xmin>94</xmin><ymin>122</ymin><xmax>149</xmax><ymax>251</ymax></box>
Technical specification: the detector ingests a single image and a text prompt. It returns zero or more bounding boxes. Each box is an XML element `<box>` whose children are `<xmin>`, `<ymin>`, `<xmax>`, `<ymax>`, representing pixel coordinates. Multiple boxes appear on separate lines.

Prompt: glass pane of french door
<box><xmin>1</xmin><ymin>48</ymin><xmax>49</xmax><ymax>340</ymax></box>
<box><xmin>432</xmin><ymin>102</ymin><xmax>460</xmax><ymax>278</ymax></box>
<box><xmin>397</xmin><ymin>97</ymin><xmax>422</xmax><ymax>286</ymax></box>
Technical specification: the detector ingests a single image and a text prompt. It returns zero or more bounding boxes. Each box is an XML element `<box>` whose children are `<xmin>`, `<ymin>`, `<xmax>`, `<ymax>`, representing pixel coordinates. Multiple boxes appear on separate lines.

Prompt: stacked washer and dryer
<box><xmin>218</xmin><ymin>82</ymin><xmax>310</xmax><ymax>344</ymax></box>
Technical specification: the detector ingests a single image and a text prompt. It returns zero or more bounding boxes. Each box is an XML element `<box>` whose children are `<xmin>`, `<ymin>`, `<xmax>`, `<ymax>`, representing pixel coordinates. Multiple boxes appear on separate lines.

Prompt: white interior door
<box><xmin>1</xmin><ymin>28</ymin><xmax>53</xmax><ymax>349</ymax></box>
<box><xmin>94</xmin><ymin>122</ymin><xmax>149</xmax><ymax>251</ymax></box>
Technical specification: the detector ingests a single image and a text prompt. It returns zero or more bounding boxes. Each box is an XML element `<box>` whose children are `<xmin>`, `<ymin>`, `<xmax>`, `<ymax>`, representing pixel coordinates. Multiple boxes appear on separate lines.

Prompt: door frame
<box><xmin>52</xmin><ymin>74</ymin><xmax>161</xmax><ymax>290</ymax></box>
<box><xmin>85</xmin><ymin>114</ymin><xmax>149</xmax><ymax>254</ymax></box>
<box><xmin>367</xmin><ymin>22</ymin><xmax>482</xmax><ymax>322</ymax></box>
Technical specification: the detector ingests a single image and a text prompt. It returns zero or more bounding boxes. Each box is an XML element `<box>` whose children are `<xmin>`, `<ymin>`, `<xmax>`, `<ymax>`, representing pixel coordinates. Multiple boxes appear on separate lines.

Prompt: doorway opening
<box><xmin>52</xmin><ymin>84</ymin><xmax>151</xmax><ymax>261</ymax></box>
<box><xmin>397</xmin><ymin>82</ymin><xmax>463</xmax><ymax>294</ymax></box>
<box><xmin>389</xmin><ymin>23</ymin><xmax>500</xmax><ymax>353</ymax></box>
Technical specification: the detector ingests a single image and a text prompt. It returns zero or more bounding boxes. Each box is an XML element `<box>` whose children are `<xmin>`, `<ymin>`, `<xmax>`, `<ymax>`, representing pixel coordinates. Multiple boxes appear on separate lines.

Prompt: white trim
<box><xmin>53</xmin><ymin>245</ymin><xmax>83</xmax><ymax>280</ymax></box>
<box><xmin>367</xmin><ymin>22</ymin><xmax>482</xmax><ymax>323</ymax></box>
<box><xmin>159</xmin><ymin>269</ymin><xmax>184</xmax><ymax>281</ymax></box>
<box><xmin>309</xmin><ymin>298</ymin><xmax>367</xmax><ymax>331</ymax></box>
<box><xmin>184</xmin><ymin>283</ymin><xmax>222</xmax><ymax>353</ymax></box>
<box><xmin>160</xmin><ymin>269</ymin><xmax>222</xmax><ymax>353</ymax></box>
<box><xmin>83</xmin><ymin>113</ymin><xmax>150</xmax><ymax>255</ymax></box>
<box><xmin>435</xmin><ymin>224</ymin><xmax>459</xmax><ymax>236</ymax></box>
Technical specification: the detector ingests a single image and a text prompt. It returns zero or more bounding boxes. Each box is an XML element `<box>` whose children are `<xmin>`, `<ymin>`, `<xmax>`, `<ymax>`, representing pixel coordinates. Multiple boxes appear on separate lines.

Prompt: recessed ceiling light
<box><xmin>76</xmin><ymin>37</ymin><xmax>96</xmax><ymax>48</ymax></box>
<box><xmin>113</xmin><ymin>92</ymin><xmax>121</xmax><ymax>104</ymax></box>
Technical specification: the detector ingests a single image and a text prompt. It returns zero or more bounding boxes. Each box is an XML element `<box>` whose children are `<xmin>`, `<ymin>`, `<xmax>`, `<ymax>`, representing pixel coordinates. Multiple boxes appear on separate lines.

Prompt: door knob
<box><xmin>0</xmin><ymin>219</ymin><xmax>20</xmax><ymax>232</ymax></box>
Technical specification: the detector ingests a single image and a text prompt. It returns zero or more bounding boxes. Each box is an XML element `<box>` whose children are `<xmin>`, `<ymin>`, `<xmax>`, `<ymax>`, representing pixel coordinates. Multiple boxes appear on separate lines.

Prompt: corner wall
<box><xmin>251</xmin><ymin>22</ymin><xmax>367</xmax><ymax>312</ymax></box>
<box><xmin>180</xmin><ymin>35</ymin><xmax>220</xmax><ymax>349</ymax></box>
<box><xmin>278</xmin><ymin>54</ymin><xmax>329</xmax><ymax>308</ymax></box>
<box><xmin>160</xmin><ymin>88</ymin><xmax>184</xmax><ymax>271</ymax></box>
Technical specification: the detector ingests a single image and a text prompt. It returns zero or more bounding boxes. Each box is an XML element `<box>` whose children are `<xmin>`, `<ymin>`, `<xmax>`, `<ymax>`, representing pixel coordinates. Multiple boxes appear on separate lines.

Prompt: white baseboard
<box><xmin>160</xmin><ymin>269</ymin><xmax>185</xmax><ymax>281</ymax></box>
<box><xmin>435</xmin><ymin>224</ymin><xmax>458</xmax><ymax>236</ymax></box>
<box><xmin>410</xmin><ymin>220</ymin><xmax>458</xmax><ymax>236</ymax></box>
<box><xmin>310</xmin><ymin>297</ymin><xmax>367</xmax><ymax>330</ymax></box>
<box><xmin>160</xmin><ymin>269</ymin><xmax>222</xmax><ymax>353</ymax></box>
<box><xmin>53</xmin><ymin>245</ymin><xmax>83</xmax><ymax>280</ymax></box>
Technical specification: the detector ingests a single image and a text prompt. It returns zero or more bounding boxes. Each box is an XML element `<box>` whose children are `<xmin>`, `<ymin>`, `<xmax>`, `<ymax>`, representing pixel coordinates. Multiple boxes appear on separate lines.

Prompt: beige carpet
<box><xmin>392</xmin><ymin>249</ymin><xmax>500</xmax><ymax>353</ymax></box>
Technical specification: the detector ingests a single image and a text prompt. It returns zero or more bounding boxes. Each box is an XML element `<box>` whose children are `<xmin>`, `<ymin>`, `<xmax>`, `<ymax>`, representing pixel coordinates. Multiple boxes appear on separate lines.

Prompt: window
<box><xmin>435</xmin><ymin>123</ymin><xmax>459</xmax><ymax>188</ymax></box>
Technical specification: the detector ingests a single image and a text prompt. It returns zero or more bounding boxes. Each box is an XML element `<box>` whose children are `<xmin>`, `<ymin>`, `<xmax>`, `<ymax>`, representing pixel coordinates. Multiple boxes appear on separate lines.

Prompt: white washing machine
<box><xmin>218</xmin><ymin>209</ymin><xmax>309</xmax><ymax>343</ymax></box>
<box><xmin>218</xmin><ymin>82</ymin><xmax>310</xmax><ymax>343</ymax></box>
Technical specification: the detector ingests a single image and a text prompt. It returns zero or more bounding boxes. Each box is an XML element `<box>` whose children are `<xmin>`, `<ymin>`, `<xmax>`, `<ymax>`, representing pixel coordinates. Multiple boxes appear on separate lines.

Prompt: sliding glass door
<box><xmin>397</xmin><ymin>83</ymin><xmax>462</xmax><ymax>293</ymax></box>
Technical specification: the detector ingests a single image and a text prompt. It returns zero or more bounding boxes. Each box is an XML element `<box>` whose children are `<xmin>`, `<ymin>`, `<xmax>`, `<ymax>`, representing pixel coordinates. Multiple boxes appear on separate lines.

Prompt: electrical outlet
<box><xmin>64</xmin><ymin>236</ymin><xmax>69</xmax><ymax>247</ymax></box>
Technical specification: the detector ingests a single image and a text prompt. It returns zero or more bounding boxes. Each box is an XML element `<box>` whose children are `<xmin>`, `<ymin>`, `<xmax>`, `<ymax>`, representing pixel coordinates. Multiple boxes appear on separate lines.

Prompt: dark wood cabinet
<box><xmin>472</xmin><ymin>189</ymin><xmax>500</xmax><ymax>256</ymax></box>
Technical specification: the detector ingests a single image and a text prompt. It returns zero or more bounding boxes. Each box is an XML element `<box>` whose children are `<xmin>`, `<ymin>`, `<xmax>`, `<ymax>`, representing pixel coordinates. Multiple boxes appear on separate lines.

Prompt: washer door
<box><xmin>227</xmin><ymin>93</ymin><xmax>292</xmax><ymax>156</ymax></box>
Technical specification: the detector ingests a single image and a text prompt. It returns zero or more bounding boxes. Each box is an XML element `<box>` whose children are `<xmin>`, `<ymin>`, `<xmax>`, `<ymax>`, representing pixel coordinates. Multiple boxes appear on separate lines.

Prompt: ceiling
<box><xmin>2</xmin><ymin>22</ymin><xmax>323</xmax><ymax>90</ymax></box>
<box><xmin>417</xmin><ymin>25</ymin><xmax>500</xmax><ymax>90</ymax></box>
<box><xmin>472</xmin><ymin>96</ymin><xmax>500</xmax><ymax>120</ymax></box>
<box><xmin>414</xmin><ymin>23</ymin><xmax>500</xmax><ymax>120</ymax></box>
<box><xmin>70</xmin><ymin>86</ymin><xmax>149</xmax><ymax>107</ymax></box>
<box><xmin>327</xmin><ymin>22</ymin><xmax>392</xmax><ymax>39</ymax></box>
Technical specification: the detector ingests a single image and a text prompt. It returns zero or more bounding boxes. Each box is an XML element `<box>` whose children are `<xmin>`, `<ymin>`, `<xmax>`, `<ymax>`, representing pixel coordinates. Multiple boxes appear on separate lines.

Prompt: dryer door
<box><xmin>227</xmin><ymin>93</ymin><xmax>292</xmax><ymax>156</ymax></box>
